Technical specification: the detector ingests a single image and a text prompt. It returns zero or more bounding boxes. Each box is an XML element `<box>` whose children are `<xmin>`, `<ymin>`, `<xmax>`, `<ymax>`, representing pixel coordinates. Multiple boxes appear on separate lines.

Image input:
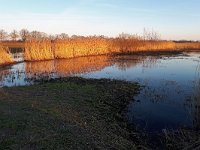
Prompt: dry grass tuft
<box><xmin>0</xmin><ymin>44</ymin><xmax>14</xmax><ymax>65</ymax></box>
<box><xmin>162</xmin><ymin>129</ymin><xmax>200</xmax><ymax>149</ymax></box>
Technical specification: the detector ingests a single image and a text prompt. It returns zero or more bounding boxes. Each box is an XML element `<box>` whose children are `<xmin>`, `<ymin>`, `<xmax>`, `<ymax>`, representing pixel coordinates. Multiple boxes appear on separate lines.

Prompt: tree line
<box><xmin>0</xmin><ymin>29</ymin><xmax>71</xmax><ymax>41</ymax></box>
<box><xmin>0</xmin><ymin>29</ymin><xmax>161</xmax><ymax>42</ymax></box>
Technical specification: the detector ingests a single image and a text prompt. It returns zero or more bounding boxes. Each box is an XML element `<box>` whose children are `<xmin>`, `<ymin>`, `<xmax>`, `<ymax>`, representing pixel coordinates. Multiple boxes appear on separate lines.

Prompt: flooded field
<box><xmin>0</xmin><ymin>52</ymin><xmax>200</xmax><ymax>134</ymax></box>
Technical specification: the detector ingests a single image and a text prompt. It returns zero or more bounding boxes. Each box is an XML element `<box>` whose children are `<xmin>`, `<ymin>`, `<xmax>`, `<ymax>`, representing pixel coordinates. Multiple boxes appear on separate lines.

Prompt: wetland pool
<box><xmin>0</xmin><ymin>51</ymin><xmax>200</xmax><ymax>133</ymax></box>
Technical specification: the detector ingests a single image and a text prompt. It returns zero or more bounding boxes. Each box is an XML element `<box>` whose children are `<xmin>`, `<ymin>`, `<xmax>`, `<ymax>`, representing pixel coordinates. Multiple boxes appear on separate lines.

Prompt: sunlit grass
<box><xmin>0</xmin><ymin>44</ymin><xmax>13</xmax><ymax>65</ymax></box>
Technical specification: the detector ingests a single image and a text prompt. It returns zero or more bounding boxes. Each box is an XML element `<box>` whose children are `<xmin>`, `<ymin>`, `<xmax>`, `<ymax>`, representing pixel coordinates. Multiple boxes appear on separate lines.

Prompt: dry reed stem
<box><xmin>24</xmin><ymin>40</ymin><xmax>54</xmax><ymax>61</ymax></box>
<box><xmin>0</xmin><ymin>44</ymin><xmax>14</xmax><ymax>65</ymax></box>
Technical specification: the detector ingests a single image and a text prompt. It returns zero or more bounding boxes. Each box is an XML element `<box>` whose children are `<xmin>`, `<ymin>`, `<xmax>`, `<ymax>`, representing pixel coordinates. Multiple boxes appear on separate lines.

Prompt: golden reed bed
<box><xmin>1</xmin><ymin>38</ymin><xmax>200</xmax><ymax>64</ymax></box>
<box><xmin>0</xmin><ymin>44</ymin><xmax>14</xmax><ymax>65</ymax></box>
<box><xmin>25</xmin><ymin>40</ymin><xmax>54</xmax><ymax>61</ymax></box>
<box><xmin>25</xmin><ymin>38</ymin><xmax>111</xmax><ymax>61</ymax></box>
<box><xmin>24</xmin><ymin>38</ymin><xmax>200</xmax><ymax>61</ymax></box>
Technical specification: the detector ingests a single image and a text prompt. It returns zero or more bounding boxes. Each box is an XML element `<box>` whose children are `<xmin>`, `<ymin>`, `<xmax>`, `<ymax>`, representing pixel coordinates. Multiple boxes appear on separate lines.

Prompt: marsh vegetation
<box><xmin>0</xmin><ymin>29</ymin><xmax>200</xmax><ymax>64</ymax></box>
<box><xmin>0</xmin><ymin>29</ymin><xmax>200</xmax><ymax>149</ymax></box>
<box><xmin>0</xmin><ymin>46</ymin><xmax>13</xmax><ymax>65</ymax></box>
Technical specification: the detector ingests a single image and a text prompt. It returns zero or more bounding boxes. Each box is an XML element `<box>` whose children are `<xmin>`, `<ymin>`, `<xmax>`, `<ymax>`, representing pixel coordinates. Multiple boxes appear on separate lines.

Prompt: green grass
<box><xmin>0</xmin><ymin>77</ymin><xmax>141</xmax><ymax>150</ymax></box>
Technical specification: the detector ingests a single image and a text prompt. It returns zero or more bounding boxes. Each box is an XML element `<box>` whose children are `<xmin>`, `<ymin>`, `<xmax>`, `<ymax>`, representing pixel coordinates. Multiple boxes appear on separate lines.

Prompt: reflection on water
<box><xmin>0</xmin><ymin>56</ymin><xmax>111</xmax><ymax>87</ymax></box>
<box><xmin>0</xmin><ymin>52</ymin><xmax>200</xmax><ymax>133</ymax></box>
<box><xmin>80</xmin><ymin>52</ymin><xmax>200</xmax><ymax>132</ymax></box>
<box><xmin>110</xmin><ymin>55</ymin><xmax>159</xmax><ymax>71</ymax></box>
<box><xmin>12</xmin><ymin>52</ymin><xmax>24</xmax><ymax>62</ymax></box>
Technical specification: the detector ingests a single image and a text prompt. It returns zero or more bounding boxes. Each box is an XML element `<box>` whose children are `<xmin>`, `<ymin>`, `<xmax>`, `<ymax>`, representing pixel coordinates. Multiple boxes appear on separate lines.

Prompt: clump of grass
<box><xmin>24</xmin><ymin>40</ymin><xmax>54</xmax><ymax>61</ymax></box>
<box><xmin>162</xmin><ymin>129</ymin><xmax>200</xmax><ymax>149</ymax></box>
<box><xmin>0</xmin><ymin>45</ymin><xmax>14</xmax><ymax>65</ymax></box>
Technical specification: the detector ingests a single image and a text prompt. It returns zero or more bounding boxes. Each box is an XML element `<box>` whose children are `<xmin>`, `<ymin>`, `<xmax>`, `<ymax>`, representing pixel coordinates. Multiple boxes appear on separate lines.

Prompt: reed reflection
<box><xmin>0</xmin><ymin>68</ymin><xmax>11</xmax><ymax>87</ymax></box>
<box><xmin>111</xmin><ymin>55</ymin><xmax>159</xmax><ymax>71</ymax></box>
<box><xmin>25</xmin><ymin>56</ymin><xmax>112</xmax><ymax>81</ymax></box>
<box><xmin>55</xmin><ymin>56</ymin><xmax>112</xmax><ymax>77</ymax></box>
<box><xmin>0</xmin><ymin>55</ymin><xmax>165</xmax><ymax>86</ymax></box>
<box><xmin>25</xmin><ymin>60</ymin><xmax>55</xmax><ymax>80</ymax></box>
<box><xmin>0</xmin><ymin>64</ymin><xmax>25</xmax><ymax>87</ymax></box>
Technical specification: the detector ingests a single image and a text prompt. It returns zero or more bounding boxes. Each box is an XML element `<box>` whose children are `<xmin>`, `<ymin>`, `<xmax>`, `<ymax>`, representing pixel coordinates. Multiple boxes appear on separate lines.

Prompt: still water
<box><xmin>0</xmin><ymin>52</ymin><xmax>199</xmax><ymax>133</ymax></box>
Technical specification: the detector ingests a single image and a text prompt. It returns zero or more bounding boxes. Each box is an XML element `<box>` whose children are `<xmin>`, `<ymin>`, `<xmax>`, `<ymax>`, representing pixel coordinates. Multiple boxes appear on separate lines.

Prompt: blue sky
<box><xmin>0</xmin><ymin>0</ymin><xmax>199</xmax><ymax>40</ymax></box>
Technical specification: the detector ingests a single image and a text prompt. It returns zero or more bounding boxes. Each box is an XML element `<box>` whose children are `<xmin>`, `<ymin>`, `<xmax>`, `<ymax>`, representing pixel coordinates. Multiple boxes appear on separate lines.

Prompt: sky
<box><xmin>0</xmin><ymin>0</ymin><xmax>199</xmax><ymax>40</ymax></box>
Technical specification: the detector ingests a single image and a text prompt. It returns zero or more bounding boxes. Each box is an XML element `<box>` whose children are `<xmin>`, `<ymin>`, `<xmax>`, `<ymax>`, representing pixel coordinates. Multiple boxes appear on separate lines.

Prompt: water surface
<box><xmin>0</xmin><ymin>52</ymin><xmax>199</xmax><ymax>133</ymax></box>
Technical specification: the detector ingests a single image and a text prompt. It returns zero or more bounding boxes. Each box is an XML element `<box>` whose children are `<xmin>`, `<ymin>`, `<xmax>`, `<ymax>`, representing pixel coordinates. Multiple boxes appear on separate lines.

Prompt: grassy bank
<box><xmin>0</xmin><ymin>77</ymin><xmax>144</xmax><ymax>149</ymax></box>
<box><xmin>0</xmin><ymin>45</ymin><xmax>14</xmax><ymax>66</ymax></box>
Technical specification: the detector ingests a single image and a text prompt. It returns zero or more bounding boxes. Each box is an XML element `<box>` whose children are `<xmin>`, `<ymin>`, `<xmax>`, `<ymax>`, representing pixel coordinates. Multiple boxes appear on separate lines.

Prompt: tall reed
<box><xmin>53</xmin><ymin>37</ymin><xmax>110</xmax><ymax>59</ymax></box>
<box><xmin>23</xmin><ymin>38</ymin><xmax>200</xmax><ymax>62</ymax></box>
<box><xmin>175</xmin><ymin>42</ymin><xmax>200</xmax><ymax>50</ymax></box>
<box><xmin>0</xmin><ymin>44</ymin><xmax>13</xmax><ymax>65</ymax></box>
<box><xmin>24</xmin><ymin>40</ymin><xmax>54</xmax><ymax>61</ymax></box>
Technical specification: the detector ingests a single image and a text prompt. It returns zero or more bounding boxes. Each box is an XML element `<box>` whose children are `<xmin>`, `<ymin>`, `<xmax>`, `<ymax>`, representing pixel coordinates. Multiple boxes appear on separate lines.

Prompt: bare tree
<box><xmin>0</xmin><ymin>29</ymin><xmax>8</xmax><ymax>41</ymax></box>
<box><xmin>143</xmin><ymin>28</ymin><xmax>161</xmax><ymax>41</ymax></box>
<box><xmin>71</xmin><ymin>35</ymin><xmax>79</xmax><ymax>39</ymax></box>
<box><xmin>30</xmin><ymin>31</ymin><xmax>49</xmax><ymax>40</ymax></box>
<box><xmin>115</xmin><ymin>33</ymin><xmax>142</xmax><ymax>52</ymax></box>
<box><xmin>19</xmin><ymin>29</ymin><xmax>30</xmax><ymax>41</ymax></box>
<box><xmin>48</xmin><ymin>34</ymin><xmax>56</xmax><ymax>40</ymax></box>
<box><xmin>41</xmin><ymin>32</ymin><xmax>49</xmax><ymax>40</ymax></box>
<box><xmin>58</xmin><ymin>33</ymin><xmax>69</xmax><ymax>40</ymax></box>
<box><xmin>10</xmin><ymin>30</ymin><xmax>19</xmax><ymax>41</ymax></box>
